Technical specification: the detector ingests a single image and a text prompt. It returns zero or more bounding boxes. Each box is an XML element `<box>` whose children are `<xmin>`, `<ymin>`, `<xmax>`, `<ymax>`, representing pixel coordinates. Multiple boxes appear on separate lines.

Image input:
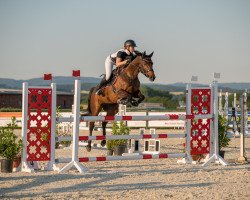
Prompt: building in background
<box><xmin>0</xmin><ymin>89</ymin><xmax>73</xmax><ymax>109</ymax></box>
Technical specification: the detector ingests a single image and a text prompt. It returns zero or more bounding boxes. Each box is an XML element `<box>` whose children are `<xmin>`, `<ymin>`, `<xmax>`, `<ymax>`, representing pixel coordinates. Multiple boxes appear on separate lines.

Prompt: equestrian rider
<box><xmin>95</xmin><ymin>40</ymin><xmax>137</xmax><ymax>94</ymax></box>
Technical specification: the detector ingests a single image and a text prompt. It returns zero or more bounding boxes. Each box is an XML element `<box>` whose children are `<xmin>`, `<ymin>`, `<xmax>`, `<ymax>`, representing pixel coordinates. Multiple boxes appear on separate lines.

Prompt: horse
<box><xmin>83</xmin><ymin>51</ymin><xmax>156</xmax><ymax>151</ymax></box>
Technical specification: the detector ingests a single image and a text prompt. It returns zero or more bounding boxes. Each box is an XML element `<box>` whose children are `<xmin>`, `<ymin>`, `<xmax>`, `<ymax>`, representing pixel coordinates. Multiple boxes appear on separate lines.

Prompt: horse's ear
<box><xmin>142</xmin><ymin>51</ymin><xmax>146</xmax><ymax>58</ymax></box>
<box><xmin>149</xmin><ymin>51</ymin><xmax>154</xmax><ymax>58</ymax></box>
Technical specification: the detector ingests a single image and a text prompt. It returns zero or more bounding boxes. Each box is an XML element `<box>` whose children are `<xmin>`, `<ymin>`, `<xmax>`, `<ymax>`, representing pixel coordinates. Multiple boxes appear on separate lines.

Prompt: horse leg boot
<box><xmin>118</xmin><ymin>98</ymin><xmax>131</xmax><ymax>105</ymax></box>
<box><xmin>96</xmin><ymin>75</ymin><xmax>108</xmax><ymax>95</ymax></box>
<box><xmin>101</xmin><ymin>121</ymin><xmax>108</xmax><ymax>147</ymax></box>
<box><xmin>131</xmin><ymin>90</ymin><xmax>145</xmax><ymax>106</ymax></box>
<box><xmin>117</xmin><ymin>90</ymin><xmax>132</xmax><ymax>105</ymax></box>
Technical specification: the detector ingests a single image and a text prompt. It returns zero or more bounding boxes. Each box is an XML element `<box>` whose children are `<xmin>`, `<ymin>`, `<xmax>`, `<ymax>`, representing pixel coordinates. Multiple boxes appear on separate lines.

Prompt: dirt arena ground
<box><xmin>0</xmin><ymin>129</ymin><xmax>249</xmax><ymax>200</ymax></box>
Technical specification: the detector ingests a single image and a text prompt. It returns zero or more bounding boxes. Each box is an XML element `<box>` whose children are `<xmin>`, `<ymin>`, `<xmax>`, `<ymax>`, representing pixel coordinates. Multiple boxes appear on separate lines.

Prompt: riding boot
<box><xmin>96</xmin><ymin>76</ymin><xmax>108</xmax><ymax>95</ymax></box>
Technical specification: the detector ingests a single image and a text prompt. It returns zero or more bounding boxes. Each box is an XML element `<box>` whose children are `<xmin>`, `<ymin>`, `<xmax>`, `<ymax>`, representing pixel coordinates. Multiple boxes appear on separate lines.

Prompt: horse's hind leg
<box><xmin>86</xmin><ymin>122</ymin><xmax>95</xmax><ymax>152</ymax></box>
<box><xmin>101</xmin><ymin>104</ymin><xmax>119</xmax><ymax>147</ymax></box>
<box><xmin>101</xmin><ymin>121</ymin><xmax>108</xmax><ymax>147</ymax></box>
<box><xmin>86</xmin><ymin>100</ymin><xmax>102</xmax><ymax>152</ymax></box>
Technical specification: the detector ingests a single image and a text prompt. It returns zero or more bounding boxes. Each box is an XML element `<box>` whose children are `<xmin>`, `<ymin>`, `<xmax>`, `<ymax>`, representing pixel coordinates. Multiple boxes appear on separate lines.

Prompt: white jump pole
<box><xmin>177</xmin><ymin>83</ymin><xmax>192</xmax><ymax>164</ymax></box>
<box><xmin>233</xmin><ymin>93</ymin><xmax>236</xmax><ymax>108</ymax></box>
<box><xmin>219</xmin><ymin>89</ymin><xmax>222</xmax><ymax>115</ymax></box>
<box><xmin>45</xmin><ymin>83</ymin><xmax>60</xmax><ymax>171</ymax></box>
<box><xmin>21</xmin><ymin>82</ymin><xmax>34</xmax><ymax>173</ymax></box>
<box><xmin>203</xmin><ymin>73</ymin><xmax>228</xmax><ymax>166</ymax></box>
<box><xmin>57</xmin><ymin>153</ymin><xmax>186</xmax><ymax>164</ymax></box>
<box><xmin>224</xmin><ymin>92</ymin><xmax>229</xmax><ymax>120</ymax></box>
<box><xmin>232</xmin><ymin>93</ymin><xmax>239</xmax><ymax>134</ymax></box>
<box><xmin>58</xmin><ymin>114</ymin><xmax>212</xmax><ymax>123</ymax></box>
<box><xmin>59</xmin><ymin>79</ymin><xmax>88</xmax><ymax>173</ymax></box>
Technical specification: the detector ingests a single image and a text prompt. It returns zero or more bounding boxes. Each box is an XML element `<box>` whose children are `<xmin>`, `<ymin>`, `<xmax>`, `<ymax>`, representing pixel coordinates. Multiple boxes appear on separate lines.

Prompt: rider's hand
<box><xmin>126</xmin><ymin>57</ymin><xmax>132</xmax><ymax>63</ymax></box>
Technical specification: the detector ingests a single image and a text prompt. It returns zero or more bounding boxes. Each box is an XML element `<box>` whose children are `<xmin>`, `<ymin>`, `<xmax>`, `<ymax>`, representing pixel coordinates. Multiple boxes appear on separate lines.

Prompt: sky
<box><xmin>0</xmin><ymin>0</ymin><xmax>249</xmax><ymax>84</ymax></box>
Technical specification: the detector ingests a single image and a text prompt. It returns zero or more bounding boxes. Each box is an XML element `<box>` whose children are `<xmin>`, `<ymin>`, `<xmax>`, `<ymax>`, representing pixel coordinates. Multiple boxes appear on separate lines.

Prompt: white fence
<box><xmin>0</xmin><ymin>111</ymin><xmax>185</xmax><ymax>129</ymax></box>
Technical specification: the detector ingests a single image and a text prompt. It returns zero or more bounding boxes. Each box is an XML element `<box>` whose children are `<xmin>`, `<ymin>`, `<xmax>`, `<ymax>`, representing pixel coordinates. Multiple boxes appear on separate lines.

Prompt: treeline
<box><xmin>57</xmin><ymin>83</ymin><xmax>97</xmax><ymax>93</ymax></box>
<box><xmin>80</xmin><ymin>86</ymin><xmax>184</xmax><ymax>110</ymax></box>
<box><xmin>140</xmin><ymin>86</ymin><xmax>183</xmax><ymax>109</ymax></box>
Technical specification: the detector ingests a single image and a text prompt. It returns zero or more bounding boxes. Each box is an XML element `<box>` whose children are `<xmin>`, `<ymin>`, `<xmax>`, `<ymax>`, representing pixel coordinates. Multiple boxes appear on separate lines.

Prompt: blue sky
<box><xmin>0</xmin><ymin>0</ymin><xmax>249</xmax><ymax>84</ymax></box>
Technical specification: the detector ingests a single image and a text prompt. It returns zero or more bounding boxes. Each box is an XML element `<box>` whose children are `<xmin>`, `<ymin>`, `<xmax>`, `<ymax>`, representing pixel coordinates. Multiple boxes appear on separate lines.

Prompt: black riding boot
<box><xmin>96</xmin><ymin>76</ymin><xmax>108</xmax><ymax>95</ymax></box>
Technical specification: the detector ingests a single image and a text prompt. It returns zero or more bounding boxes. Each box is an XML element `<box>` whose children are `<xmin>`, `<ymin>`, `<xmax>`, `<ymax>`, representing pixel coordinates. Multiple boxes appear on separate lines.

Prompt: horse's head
<box><xmin>135</xmin><ymin>51</ymin><xmax>156</xmax><ymax>82</ymax></box>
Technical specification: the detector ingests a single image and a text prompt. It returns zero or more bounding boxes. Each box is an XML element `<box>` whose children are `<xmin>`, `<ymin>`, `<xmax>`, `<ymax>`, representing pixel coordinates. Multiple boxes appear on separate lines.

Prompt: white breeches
<box><xmin>105</xmin><ymin>56</ymin><xmax>115</xmax><ymax>81</ymax></box>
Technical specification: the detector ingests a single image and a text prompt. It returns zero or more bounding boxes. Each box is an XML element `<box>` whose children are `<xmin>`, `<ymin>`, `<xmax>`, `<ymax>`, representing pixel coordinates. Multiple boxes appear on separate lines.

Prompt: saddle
<box><xmin>97</xmin><ymin>59</ymin><xmax>134</xmax><ymax>95</ymax></box>
<box><xmin>101</xmin><ymin>65</ymin><xmax>126</xmax><ymax>87</ymax></box>
<box><xmin>110</xmin><ymin>67</ymin><xmax>123</xmax><ymax>85</ymax></box>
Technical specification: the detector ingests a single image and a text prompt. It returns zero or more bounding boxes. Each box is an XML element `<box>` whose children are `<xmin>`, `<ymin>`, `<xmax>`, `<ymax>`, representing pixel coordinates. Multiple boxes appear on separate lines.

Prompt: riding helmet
<box><xmin>124</xmin><ymin>40</ymin><xmax>137</xmax><ymax>47</ymax></box>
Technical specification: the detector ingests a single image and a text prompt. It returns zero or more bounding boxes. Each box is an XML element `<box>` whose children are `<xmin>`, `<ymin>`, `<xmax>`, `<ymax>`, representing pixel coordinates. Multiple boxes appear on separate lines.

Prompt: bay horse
<box><xmin>83</xmin><ymin>51</ymin><xmax>156</xmax><ymax>151</ymax></box>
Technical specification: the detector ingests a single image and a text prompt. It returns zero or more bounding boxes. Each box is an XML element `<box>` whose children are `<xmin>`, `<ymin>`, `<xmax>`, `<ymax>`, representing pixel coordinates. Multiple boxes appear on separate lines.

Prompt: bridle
<box><xmin>112</xmin><ymin>55</ymin><xmax>154</xmax><ymax>94</ymax></box>
<box><xmin>139</xmin><ymin>57</ymin><xmax>154</xmax><ymax>78</ymax></box>
<box><xmin>120</xmin><ymin>55</ymin><xmax>154</xmax><ymax>80</ymax></box>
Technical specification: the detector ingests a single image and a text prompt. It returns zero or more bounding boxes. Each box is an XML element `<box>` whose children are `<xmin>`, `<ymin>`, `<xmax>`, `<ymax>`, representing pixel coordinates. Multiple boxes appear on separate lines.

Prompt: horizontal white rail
<box><xmin>28</xmin><ymin>86</ymin><xmax>52</xmax><ymax>89</ymax></box>
<box><xmin>56</xmin><ymin>133</ymin><xmax>186</xmax><ymax>142</ymax></box>
<box><xmin>57</xmin><ymin>114</ymin><xmax>213</xmax><ymax>123</ymax></box>
<box><xmin>56</xmin><ymin>153</ymin><xmax>186</xmax><ymax>163</ymax></box>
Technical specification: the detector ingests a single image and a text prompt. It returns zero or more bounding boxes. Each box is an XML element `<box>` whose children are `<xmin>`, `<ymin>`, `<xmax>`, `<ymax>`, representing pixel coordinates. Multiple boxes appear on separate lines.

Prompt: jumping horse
<box><xmin>83</xmin><ymin>51</ymin><xmax>156</xmax><ymax>151</ymax></box>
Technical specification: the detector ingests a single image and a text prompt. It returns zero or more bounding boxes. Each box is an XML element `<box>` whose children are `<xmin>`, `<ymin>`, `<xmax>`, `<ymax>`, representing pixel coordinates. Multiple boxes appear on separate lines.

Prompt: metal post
<box><xmin>237</xmin><ymin>93</ymin><xmax>248</xmax><ymax>163</ymax></box>
<box><xmin>59</xmin><ymin>79</ymin><xmax>88</xmax><ymax>173</ymax></box>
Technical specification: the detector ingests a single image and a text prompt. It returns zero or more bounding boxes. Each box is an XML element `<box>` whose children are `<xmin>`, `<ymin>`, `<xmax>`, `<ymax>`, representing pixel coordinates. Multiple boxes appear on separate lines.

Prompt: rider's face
<box><xmin>128</xmin><ymin>46</ymin><xmax>135</xmax><ymax>53</ymax></box>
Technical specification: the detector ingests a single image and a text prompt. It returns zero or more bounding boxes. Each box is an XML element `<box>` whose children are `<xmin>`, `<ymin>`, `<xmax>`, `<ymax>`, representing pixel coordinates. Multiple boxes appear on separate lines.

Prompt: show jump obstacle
<box><xmin>21</xmin><ymin>71</ymin><xmax>228</xmax><ymax>173</ymax></box>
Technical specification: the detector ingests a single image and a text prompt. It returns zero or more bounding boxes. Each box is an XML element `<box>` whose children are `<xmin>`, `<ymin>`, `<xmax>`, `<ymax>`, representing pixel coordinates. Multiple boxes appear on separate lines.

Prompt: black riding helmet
<box><xmin>124</xmin><ymin>40</ymin><xmax>137</xmax><ymax>47</ymax></box>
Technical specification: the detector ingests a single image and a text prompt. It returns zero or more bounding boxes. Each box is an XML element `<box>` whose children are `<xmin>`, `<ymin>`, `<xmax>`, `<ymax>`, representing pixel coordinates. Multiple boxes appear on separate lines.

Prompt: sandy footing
<box><xmin>0</xmin><ymin>130</ymin><xmax>249</xmax><ymax>200</ymax></box>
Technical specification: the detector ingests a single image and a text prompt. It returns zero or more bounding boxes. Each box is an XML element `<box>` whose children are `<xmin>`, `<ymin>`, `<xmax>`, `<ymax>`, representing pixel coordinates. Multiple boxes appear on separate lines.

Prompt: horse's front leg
<box><xmin>131</xmin><ymin>90</ymin><xmax>145</xmax><ymax>106</ymax></box>
<box><xmin>116</xmin><ymin>89</ymin><xmax>132</xmax><ymax>105</ymax></box>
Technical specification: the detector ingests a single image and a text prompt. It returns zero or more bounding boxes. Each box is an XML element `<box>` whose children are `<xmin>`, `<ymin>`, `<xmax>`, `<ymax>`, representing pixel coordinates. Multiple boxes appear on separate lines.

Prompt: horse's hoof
<box><xmin>101</xmin><ymin>140</ymin><xmax>106</xmax><ymax>147</ymax></box>
<box><xmin>86</xmin><ymin>145</ymin><xmax>91</xmax><ymax>152</ymax></box>
<box><xmin>131</xmin><ymin>101</ymin><xmax>139</xmax><ymax>107</ymax></box>
<box><xmin>118</xmin><ymin>99</ymin><xmax>129</xmax><ymax>105</ymax></box>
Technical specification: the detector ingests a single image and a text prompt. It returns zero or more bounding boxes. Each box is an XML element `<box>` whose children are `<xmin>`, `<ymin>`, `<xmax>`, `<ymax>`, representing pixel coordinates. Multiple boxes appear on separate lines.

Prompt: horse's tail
<box><xmin>86</xmin><ymin>87</ymin><xmax>95</xmax><ymax>114</ymax></box>
<box><xmin>81</xmin><ymin>87</ymin><xmax>95</xmax><ymax>116</ymax></box>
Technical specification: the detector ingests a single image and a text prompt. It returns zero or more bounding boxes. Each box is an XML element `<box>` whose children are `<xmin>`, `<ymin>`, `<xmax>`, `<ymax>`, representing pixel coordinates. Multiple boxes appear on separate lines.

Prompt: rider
<box><xmin>95</xmin><ymin>39</ymin><xmax>137</xmax><ymax>94</ymax></box>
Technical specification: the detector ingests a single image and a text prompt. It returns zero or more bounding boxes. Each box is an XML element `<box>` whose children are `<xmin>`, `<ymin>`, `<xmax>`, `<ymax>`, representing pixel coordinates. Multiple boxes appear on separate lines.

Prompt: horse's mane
<box><xmin>118</xmin><ymin>54</ymin><xmax>140</xmax><ymax>69</ymax></box>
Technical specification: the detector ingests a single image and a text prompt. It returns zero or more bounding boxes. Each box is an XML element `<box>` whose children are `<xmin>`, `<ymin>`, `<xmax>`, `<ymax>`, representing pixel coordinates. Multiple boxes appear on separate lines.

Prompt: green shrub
<box><xmin>106</xmin><ymin>122</ymin><xmax>130</xmax><ymax>150</ymax></box>
<box><xmin>0</xmin><ymin>108</ymin><xmax>21</xmax><ymax>112</ymax></box>
<box><xmin>7</xmin><ymin>117</ymin><xmax>19</xmax><ymax>130</ymax></box>
<box><xmin>0</xmin><ymin>127</ymin><xmax>22</xmax><ymax>159</ymax></box>
<box><xmin>218</xmin><ymin>115</ymin><xmax>230</xmax><ymax>151</ymax></box>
